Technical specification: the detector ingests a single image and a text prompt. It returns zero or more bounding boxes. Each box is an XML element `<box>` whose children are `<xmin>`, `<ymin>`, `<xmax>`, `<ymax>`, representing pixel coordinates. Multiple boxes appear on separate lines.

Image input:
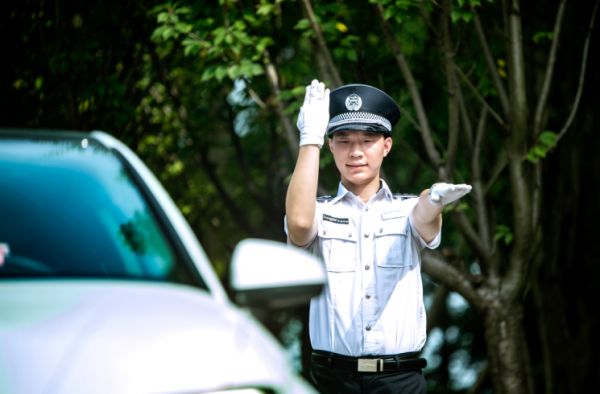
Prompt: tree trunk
<box><xmin>484</xmin><ymin>302</ymin><xmax>532</xmax><ymax>394</ymax></box>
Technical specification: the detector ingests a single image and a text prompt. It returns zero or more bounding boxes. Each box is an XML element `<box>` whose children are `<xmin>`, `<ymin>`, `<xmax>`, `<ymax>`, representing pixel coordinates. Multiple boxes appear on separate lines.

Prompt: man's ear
<box><xmin>383</xmin><ymin>136</ymin><xmax>393</xmax><ymax>157</ymax></box>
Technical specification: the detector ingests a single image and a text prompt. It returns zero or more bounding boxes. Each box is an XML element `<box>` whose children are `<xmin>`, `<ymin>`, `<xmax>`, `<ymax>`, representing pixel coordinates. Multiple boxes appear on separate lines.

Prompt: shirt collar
<box><xmin>331</xmin><ymin>182</ymin><xmax>351</xmax><ymax>204</ymax></box>
<box><xmin>377</xmin><ymin>179</ymin><xmax>394</xmax><ymax>201</ymax></box>
<box><xmin>332</xmin><ymin>179</ymin><xmax>393</xmax><ymax>204</ymax></box>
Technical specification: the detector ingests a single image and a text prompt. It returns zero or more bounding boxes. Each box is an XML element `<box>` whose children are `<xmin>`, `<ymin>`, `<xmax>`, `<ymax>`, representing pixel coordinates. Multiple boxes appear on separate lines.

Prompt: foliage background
<box><xmin>2</xmin><ymin>0</ymin><xmax>599</xmax><ymax>392</ymax></box>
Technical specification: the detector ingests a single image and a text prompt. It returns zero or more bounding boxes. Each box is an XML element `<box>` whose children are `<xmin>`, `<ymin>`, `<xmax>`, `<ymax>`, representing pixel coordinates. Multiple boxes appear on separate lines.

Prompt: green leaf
<box><xmin>533</xmin><ymin>31</ymin><xmax>554</xmax><ymax>43</ymax></box>
<box><xmin>526</xmin><ymin>151</ymin><xmax>538</xmax><ymax>163</ymax></box>
<box><xmin>527</xmin><ymin>131</ymin><xmax>558</xmax><ymax>163</ymax></box>
<box><xmin>347</xmin><ymin>49</ymin><xmax>358</xmax><ymax>61</ymax></box>
<box><xmin>157</xmin><ymin>12</ymin><xmax>169</xmax><ymax>23</ymax></box>
<box><xmin>294</xmin><ymin>19</ymin><xmax>310</xmax><ymax>30</ymax></box>
<box><xmin>151</xmin><ymin>26</ymin><xmax>166</xmax><ymax>41</ymax></box>
<box><xmin>256</xmin><ymin>37</ymin><xmax>274</xmax><ymax>54</ymax></box>
<box><xmin>213</xmin><ymin>27</ymin><xmax>226</xmax><ymax>45</ymax></box>
<box><xmin>201</xmin><ymin>67</ymin><xmax>215</xmax><ymax>81</ymax></box>
<box><xmin>161</xmin><ymin>26</ymin><xmax>175</xmax><ymax>40</ymax></box>
<box><xmin>494</xmin><ymin>225</ymin><xmax>514</xmax><ymax>245</ymax></box>
<box><xmin>227</xmin><ymin>64</ymin><xmax>239</xmax><ymax>80</ymax></box>
<box><xmin>539</xmin><ymin>131</ymin><xmax>558</xmax><ymax>148</ymax></box>
<box><xmin>174</xmin><ymin>6</ymin><xmax>191</xmax><ymax>15</ymax></box>
<box><xmin>215</xmin><ymin>66</ymin><xmax>228</xmax><ymax>82</ymax></box>
<box><xmin>34</xmin><ymin>76</ymin><xmax>43</xmax><ymax>90</ymax></box>
<box><xmin>175</xmin><ymin>22</ymin><xmax>193</xmax><ymax>34</ymax></box>
<box><xmin>451</xmin><ymin>9</ymin><xmax>473</xmax><ymax>23</ymax></box>
<box><xmin>166</xmin><ymin>160</ymin><xmax>184</xmax><ymax>176</ymax></box>
<box><xmin>256</xmin><ymin>4</ymin><xmax>274</xmax><ymax>16</ymax></box>
<box><xmin>249</xmin><ymin>63</ymin><xmax>263</xmax><ymax>76</ymax></box>
<box><xmin>183</xmin><ymin>40</ymin><xmax>201</xmax><ymax>57</ymax></box>
<box><xmin>383</xmin><ymin>8</ymin><xmax>394</xmax><ymax>21</ymax></box>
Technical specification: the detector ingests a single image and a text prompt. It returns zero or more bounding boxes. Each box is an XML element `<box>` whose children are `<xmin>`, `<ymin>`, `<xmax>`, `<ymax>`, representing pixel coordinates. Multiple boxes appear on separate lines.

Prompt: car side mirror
<box><xmin>230</xmin><ymin>239</ymin><xmax>325</xmax><ymax>309</ymax></box>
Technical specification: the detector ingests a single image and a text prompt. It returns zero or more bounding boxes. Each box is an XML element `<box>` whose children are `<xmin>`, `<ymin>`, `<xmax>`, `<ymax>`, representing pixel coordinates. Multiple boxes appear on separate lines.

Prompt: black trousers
<box><xmin>309</xmin><ymin>362</ymin><xmax>427</xmax><ymax>394</ymax></box>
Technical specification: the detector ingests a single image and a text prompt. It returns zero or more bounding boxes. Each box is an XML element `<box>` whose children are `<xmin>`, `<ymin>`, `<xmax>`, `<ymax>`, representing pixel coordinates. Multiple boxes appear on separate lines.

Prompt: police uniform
<box><xmin>305</xmin><ymin>180</ymin><xmax>439</xmax><ymax>357</ymax></box>
<box><xmin>286</xmin><ymin>83</ymin><xmax>440</xmax><ymax>393</ymax></box>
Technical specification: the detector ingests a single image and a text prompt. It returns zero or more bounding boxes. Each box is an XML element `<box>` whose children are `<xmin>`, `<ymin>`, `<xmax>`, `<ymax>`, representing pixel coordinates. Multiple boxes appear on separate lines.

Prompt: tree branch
<box><xmin>263</xmin><ymin>53</ymin><xmax>299</xmax><ymax>158</ymax></box>
<box><xmin>263</xmin><ymin>53</ymin><xmax>329</xmax><ymax>196</ymax></box>
<box><xmin>507</xmin><ymin>0</ymin><xmax>529</xmax><ymax>146</ymax></box>
<box><xmin>556</xmin><ymin>0</ymin><xmax>599</xmax><ymax>143</ymax></box>
<box><xmin>441</xmin><ymin>0</ymin><xmax>460</xmax><ymax>177</ymax></box>
<box><xmin>426</xmin><ymin>285</ymin><xmax>450</xmax><ymax>334</ymax></box>
<box><xmin>421</xmin><ymin>251</ymin><xmax>485</xmax><ymax>310</ymax></box>
<box><xmin>299</xmin><ymin>0</ymin><xmax>343</xmax><ymax>87</ymax></box>
<box><xmin>246</xmin><ymin>85</ymin><xmax>267</xmax><ymax>109</ymax></box>
<box><xmin>398</xmin><ymin>105</ymin><xmax>423</xmax><ymax>134</ymax></box>
<box><xmin>225</xmin><ymin>102</ymin><xmax>269</xmax><ymax>208</ymax></box>
<box><xmin>195</xmin><ymin>146</ymin><xmax>254</xmax><ymax>234</ymax></box>
<box><xmin>471</xmin><ymin>5</ymin><xmax>510</xmax><ymax>116</ymax></box>
<box><xmin>375</xmin><ymin>3</ymin><xmax>445</xmax><ymax>176</ymax></box>
<box><xmin>453</xmin><ymin>210</ymin><xmax>491</xmax><ymax>268</ymax></box>
<box><xmin>533</xmin><ymin>0</ymin><xmax>566</xmax><ymax>136</ymax></box>
<box><xmin>457</xmin><ymin>82</ymin><xmax>474</xmax><ymax>152</ymax></box>
<box><xmin>485</xmin><ymin>149</ymin><xmax>508</xmax><ymax>194</ymax></box>
<box><xmin>472</xmin><ymin>107</ymin><xmax>492</xmax><ymax>254</ymax></box>
<box><xmin>504</xmin><ymin>0</ymin><xmax>534</xmax><ymax>303</ymax></box>
<box><xmin>314</xmin><ymin>42</ymin><xmax>341</xmax><ymax>88</ymax></box>
<box><xmin>455</xmin><ymin>65</ymin><xmax>505</xmax><ymax>126</ymax></box>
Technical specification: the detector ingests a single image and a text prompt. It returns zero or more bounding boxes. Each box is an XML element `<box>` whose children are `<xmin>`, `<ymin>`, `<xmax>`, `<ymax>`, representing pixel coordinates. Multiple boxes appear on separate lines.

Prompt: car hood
<box><xmin>0</xmin><ymin>280</ymin><xmax>303</xmax><ymax>394</ymax></box>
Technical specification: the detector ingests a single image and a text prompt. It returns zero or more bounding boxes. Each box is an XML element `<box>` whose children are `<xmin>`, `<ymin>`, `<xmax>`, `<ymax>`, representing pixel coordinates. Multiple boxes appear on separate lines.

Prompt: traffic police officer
<box><xmin>285</xmin><ymin>79</ymin><xmax>471</xmax><ymax>393</ymax></box>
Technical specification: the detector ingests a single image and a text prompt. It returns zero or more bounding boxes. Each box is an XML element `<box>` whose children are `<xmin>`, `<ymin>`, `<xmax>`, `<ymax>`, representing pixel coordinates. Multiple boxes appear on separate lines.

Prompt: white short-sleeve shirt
<box><xmin>285</xmin><ymin>180</ymin><xmax>440</xmax><ymax>357</ymax></box>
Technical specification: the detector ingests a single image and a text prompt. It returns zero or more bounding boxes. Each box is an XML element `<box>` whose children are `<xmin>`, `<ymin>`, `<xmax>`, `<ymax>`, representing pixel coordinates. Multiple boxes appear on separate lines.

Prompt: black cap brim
<box><xmin>327</xmin><ymin>123</ymin><xmax>391</xmax><ymax>136</ymax></box>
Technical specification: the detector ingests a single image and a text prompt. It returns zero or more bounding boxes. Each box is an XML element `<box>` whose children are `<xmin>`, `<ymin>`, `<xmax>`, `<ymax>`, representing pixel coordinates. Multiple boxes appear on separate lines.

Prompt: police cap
<box><xmin>326</xmin><ymin>84</ymin><xmax>400</xmax><ymax>137</ymax></box>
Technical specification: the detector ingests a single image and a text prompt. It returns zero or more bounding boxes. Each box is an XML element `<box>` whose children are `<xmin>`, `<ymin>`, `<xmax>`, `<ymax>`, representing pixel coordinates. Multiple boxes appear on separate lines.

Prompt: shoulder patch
<box><xmin>317</xmin><ymin>195</ymin><xmax>334</xmax><ymax>203</ymax></box>
<box><xmin>393</xmin><ymin>193</ymin><xmax>417</xmax><ymax>200</ymax></box>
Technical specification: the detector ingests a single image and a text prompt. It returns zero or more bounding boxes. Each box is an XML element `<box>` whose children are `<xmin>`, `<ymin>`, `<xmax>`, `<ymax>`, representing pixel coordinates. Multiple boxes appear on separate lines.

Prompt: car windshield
<box><xmin>0</xmin><ymin>134</ymin><xmax>203</xmax><ymax>287</ymax></box>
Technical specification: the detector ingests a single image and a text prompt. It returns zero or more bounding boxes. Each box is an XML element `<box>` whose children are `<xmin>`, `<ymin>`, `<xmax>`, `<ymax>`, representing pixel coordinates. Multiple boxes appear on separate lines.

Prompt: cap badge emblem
<box><xmin>345</xmin><ymin>94</ymin><xmax>362</xmax><ymax>111</ymax></box>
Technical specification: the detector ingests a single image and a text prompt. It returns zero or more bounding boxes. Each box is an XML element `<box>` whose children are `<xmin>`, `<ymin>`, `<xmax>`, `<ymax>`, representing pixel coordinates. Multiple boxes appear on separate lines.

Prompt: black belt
<box><xmin>311</xmin><ymin>350</ymin><xmax>427</xmax><ymax>373</ymax></box>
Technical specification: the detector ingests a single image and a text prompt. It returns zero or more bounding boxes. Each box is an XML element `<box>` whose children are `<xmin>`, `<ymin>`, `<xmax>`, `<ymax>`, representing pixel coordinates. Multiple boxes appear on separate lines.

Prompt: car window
<box><xmin>0</xmin><ymin>136</ymin><xmax>204</xmax><ymax>288</ymax></box>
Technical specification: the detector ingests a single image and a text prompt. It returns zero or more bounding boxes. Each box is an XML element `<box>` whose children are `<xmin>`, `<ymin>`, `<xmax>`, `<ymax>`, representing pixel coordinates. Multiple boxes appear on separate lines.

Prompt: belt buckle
<box><xmin>357</xmin><ymin>358</ymin><xmax>383</xmax><ymax>372</ymax></box>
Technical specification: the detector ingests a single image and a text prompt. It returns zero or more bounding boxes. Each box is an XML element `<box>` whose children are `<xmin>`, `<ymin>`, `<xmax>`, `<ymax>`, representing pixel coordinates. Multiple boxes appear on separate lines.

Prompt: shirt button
<box><xmin>379</xmin><ymin>228</ymin><xmax>383</xmax><ymax>233</ymax></box>
<box><xmin>365</xmin><ymin>294</ymin><xmax>371</xmax><ymax>299</ymax></box>
<box><xmin>322</xmin><ymin>230</ymin><xmax>327</xmax><ymax>236</ymax></box>
<box><xmin>365</xmin><ymin>265</ymin><xmax>370</xmax><ymax>271</ymax></box>
<box><xmin>365</xmin><ymin>207</ymin><xmax>369</xmax><ymax>212</ymax></box>
<box><xmin>364</xmin><ymin>233</ymin><xmax>369</xmax><ymax>238</ymax></box>
<box><xmin>348</xmin><ymin>233</ymin><xmax>353</xmax><ymax>238</ymax></box>
<box><xmin>366</xmin><ymin>325</ymin><xmax>372</xmax><ymax>331</ymax></box>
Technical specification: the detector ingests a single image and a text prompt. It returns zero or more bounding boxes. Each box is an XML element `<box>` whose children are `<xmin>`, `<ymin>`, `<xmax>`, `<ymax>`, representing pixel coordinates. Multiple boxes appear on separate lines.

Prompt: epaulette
<box><xmin>316</xmin><ymin>195</ymin><xmax>335</xmax><ymax>203</ymax></box>
<box><xmin>393</xmin><ymin>193</ymin><xmax>417</xmax><ymax>200</ymax></box>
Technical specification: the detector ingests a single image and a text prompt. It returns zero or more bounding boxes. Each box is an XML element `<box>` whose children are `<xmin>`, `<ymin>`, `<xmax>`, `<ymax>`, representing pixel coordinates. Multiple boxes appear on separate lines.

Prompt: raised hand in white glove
<box><xmin>296</xmin><ymin>79</ymin><xmax>330</xmax><ymax>148</ymax></box>
<box><xmin>428</xmin><ymin>183</ymin><xmax>472</xmax><ymax>206</ymax></box>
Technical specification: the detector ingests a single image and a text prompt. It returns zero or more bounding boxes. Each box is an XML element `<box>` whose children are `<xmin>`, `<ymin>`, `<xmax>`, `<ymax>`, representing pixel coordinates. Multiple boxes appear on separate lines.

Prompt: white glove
<box><xmin>428</xmin><ymin>183</ymin><xmax>472</xmax><ymax>206</ymax></box>
<box><xmin>296</xmin><ymin>79</ymin><xmax>330</xmax><ymax>148</ymax></box>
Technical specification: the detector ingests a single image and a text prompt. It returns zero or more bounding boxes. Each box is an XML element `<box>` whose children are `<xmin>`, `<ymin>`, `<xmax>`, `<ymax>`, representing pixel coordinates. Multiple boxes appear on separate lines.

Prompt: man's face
<box><xmin>328</xmin><ymin>130</ymin><xmax>392</xmax><ymax>187</ymax></box>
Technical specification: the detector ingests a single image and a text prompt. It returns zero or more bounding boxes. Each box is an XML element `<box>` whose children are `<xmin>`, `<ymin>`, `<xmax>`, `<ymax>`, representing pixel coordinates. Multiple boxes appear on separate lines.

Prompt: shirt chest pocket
<box><xmin>374</xmin><ymin>214</ymin><xmax>415</xmax><ymax>268</ymax></box>
<box><xmin>319</xmin><ymin>221</ymin><xmax>357</xmax><ymax>273</ymax></box>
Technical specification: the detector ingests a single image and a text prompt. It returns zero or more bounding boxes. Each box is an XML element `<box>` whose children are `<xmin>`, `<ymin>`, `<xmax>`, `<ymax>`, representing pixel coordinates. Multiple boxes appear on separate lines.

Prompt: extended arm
<box><xmin>286</xmin><ymin>146</ymin><xmax>320</xmax><ymax>246</ymax></box>
<box><xmin>411</xmin><ymin>183</ymin><xmax>472</xmax><ymax>244</ymax></box>
<box><xmin>285</xmin><ymin>79</ymin><xmax>330</xmax><ymax>246</ymax></box>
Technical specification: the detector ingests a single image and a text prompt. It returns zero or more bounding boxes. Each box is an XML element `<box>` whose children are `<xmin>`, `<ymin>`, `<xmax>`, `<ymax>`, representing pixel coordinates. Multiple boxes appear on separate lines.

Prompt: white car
<box><xmin>0</xmin><ymin>129</ymin><xmax>323</xmax><ymax>394</ymax></box>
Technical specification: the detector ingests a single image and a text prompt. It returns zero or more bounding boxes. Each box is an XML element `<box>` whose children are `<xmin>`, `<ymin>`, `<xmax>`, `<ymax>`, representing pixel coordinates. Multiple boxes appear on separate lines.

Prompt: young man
<box><xmin>285</xmin><ymin>79</ymin><xmax>471</xmax><ymax>393</ymax></box>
